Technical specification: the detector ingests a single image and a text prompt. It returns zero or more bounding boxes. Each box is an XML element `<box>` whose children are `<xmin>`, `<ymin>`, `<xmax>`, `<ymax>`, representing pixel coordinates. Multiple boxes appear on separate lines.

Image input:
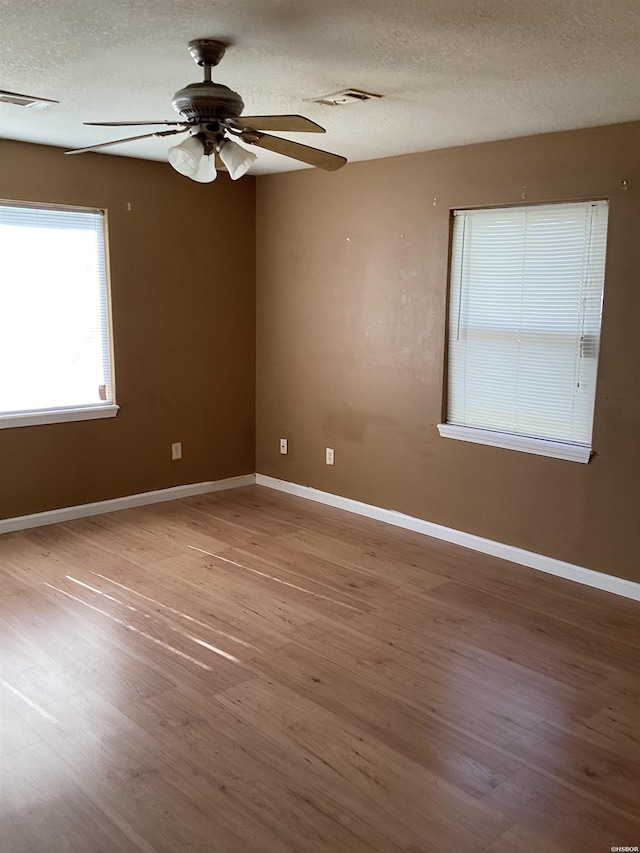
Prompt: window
<box><xmin>0</xmin><ymin>200</ymin><xmax>117</xmax><ymax>428</ymax></box>
<box><xmin>438</xmin><ymin>200</ymin><xmax>608</xmax><ymax>463</ymax></box>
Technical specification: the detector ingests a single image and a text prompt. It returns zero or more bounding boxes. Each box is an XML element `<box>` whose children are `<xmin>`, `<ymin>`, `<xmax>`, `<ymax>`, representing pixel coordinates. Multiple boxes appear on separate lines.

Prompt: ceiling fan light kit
<box><xmin>167</xmin><ymin>133</ymin><xmax>256</xmax><ymax>182</ymax></box>
<box><xmin>66</xmin><ymin>39</ymin><xmax>347</xmax><ymax>180</ymax></box>
<box><xmin>168</xmin><ymin>137</ymin><xmax>217</xmax><ymax>183</ymax></box>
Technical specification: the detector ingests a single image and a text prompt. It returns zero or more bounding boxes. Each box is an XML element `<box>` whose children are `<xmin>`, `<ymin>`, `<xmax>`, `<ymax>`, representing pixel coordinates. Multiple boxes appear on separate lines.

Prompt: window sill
<box><xmin>437</xmin><ymin>423</ymin><xmax>592</xmax><ymax>463</ymax></box>
<box><xmin>0</xmin><ymin>404</ymin><xmax>119</xmax><ymax>430</ymax></box>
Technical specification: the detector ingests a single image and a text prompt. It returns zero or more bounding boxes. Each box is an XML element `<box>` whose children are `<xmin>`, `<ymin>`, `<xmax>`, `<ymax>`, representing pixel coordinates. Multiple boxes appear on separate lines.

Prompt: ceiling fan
<box><xmin>66</xmin><ymin>38</ymin><xmax>347</xmax><ymax>182</ymax></box>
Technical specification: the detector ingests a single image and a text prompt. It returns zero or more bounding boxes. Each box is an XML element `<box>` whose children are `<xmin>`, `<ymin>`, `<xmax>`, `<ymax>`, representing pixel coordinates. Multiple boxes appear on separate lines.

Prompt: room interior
<box><xmin>1</xmin><ymin>2</ymin><xmax>640</xmax><ymax>851</ymax></box>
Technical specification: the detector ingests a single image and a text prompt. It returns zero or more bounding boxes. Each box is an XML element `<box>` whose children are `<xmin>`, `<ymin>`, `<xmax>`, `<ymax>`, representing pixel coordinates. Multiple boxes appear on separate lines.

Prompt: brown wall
<box><xmin>256</xmin><ymin>122</ymin><xmax>640</xmax><ymax>583</ymax></box>
<box><xmin>0</xmin><ymin>140</ymin><xmax>256</xmax><ymax>518</ymax></box>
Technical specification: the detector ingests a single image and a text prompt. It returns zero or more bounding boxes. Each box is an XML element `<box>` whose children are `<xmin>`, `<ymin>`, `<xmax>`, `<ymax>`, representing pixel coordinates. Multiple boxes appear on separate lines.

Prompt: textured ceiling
<box><xmin>1</xmin><ymin>0</ymin><xmax>640</xmax><ymax>175</ymax></box>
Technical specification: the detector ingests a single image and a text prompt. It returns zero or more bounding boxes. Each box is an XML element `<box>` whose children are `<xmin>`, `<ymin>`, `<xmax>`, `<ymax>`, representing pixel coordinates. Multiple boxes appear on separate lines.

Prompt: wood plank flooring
<box><xmin>0</xmin><ymin>484</ymin><xmax>639</xmax><ymax>852</ymax></box>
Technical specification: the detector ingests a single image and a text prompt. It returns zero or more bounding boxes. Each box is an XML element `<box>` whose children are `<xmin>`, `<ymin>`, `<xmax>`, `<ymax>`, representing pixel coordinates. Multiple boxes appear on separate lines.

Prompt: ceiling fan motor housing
<box><xmin>172</xmin><ymin>81</ymin><xmax>244</xmax><ymax>122</ymax></box>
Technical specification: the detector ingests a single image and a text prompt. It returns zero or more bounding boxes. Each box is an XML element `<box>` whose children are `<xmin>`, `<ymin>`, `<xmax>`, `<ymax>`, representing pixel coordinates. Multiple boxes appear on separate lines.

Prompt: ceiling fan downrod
<box><xmin>171</xmin><ymin>39</ymin><xmax>244</xmax><ymax>125</ymax></box>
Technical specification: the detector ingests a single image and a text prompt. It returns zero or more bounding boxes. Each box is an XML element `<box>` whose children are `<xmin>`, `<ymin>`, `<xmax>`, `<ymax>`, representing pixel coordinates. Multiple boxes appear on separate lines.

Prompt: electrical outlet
<box><xmin>325</xmin><ymin>447</ymin><xmax>335</xmax><ymax>465</ymax></box>
<box><xmin>280</xmin><ymin>438</ymin><xmax>288</xmax><ymax>454</ymax></box>
<box><xmin>171</xmin><ymin>442</ymin><xmax>182</xmax><ymax>461</ymax></box>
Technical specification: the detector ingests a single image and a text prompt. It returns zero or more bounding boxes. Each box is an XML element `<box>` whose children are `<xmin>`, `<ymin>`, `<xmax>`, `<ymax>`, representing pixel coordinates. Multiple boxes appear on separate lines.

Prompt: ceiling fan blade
<box><xmin>84</xmin><ymin>121</ymin><xmax>188</xmax><ymax>127</ymax></box>
<box><xmin>229</xmin><ymin>115</ymin><xmax>325</xmax><ymax>133</ymax></box>
<box><xmin>242</xmin><ymin>131</ymin><xmax>346</xmax><ymax>171</ymax></box>
<box><xmin>65</xmin><ymin>128</ymin><xmax>187</xmax><ymax>155</ymax></box>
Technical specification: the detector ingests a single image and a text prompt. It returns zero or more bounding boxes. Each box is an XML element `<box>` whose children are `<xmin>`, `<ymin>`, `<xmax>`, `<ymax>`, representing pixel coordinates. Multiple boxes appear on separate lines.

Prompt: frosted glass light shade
<box><xmin>168</xmin><ymin>135</ymin><xmax>205</xmax><ymax>177</ymax></box>
<box><xmin>218</xmin><ymin>139</ymin><xmax>257</xmax><ymax>180</ymax></box>
<box><xmin>191</xmin><ymin>154</ymin><xmax>217</xmax><ymax>183</ymax></box>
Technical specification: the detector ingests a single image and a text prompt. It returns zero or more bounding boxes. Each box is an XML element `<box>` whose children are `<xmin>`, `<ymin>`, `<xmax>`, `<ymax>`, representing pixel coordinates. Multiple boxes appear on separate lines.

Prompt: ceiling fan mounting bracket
<box><xmin>188</xmin><ymin>39</ymin><xmax>229</xmax><ymax>68</ymax></box>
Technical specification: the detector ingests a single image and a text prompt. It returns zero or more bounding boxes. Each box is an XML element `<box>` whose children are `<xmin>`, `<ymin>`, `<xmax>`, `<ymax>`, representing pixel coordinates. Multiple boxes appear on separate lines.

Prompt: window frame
<box><xmin>0</xmin><ymin>198</ymin><xmax>118</xmax><ymax>430</ymax></box>
<box><xmin>437</xmin><ymin>198</ymin><xmax>609</xmax><ymax>464</ymax></box>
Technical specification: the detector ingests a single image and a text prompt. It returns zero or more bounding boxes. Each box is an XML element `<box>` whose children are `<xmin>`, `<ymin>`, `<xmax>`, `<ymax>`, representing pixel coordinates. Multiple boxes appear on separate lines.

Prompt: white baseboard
<box><xmin>0</xmin><ymin>474</ymin><xmax>257</xmax><ymax>535</ymax></box>
<box><xmin>256</xmin><ymin>474</ymin><xmax>640</xmax><ymax>603</ymax></box>
<box><xmin>4</xmin><ymin>470</ymin><xmax>638</xmax><ymax>603</ymax></box>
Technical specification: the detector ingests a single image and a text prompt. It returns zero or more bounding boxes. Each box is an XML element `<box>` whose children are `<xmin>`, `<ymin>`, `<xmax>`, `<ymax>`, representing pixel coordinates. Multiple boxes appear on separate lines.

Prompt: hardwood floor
<box><xmin>1</xmin><ymin>485</ymin><xmax>639</xmax><ymax>852</ymax></box>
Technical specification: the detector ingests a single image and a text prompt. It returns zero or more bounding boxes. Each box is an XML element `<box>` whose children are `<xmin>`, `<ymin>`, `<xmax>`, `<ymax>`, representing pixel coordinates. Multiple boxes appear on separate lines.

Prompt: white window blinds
<box><xmin>447</xmin><ymin>201</ymin><xmax>608</xmax><ymax>447</ymax></box>
<box><xmin>0</xmin><ymin>201</ymin><xmax>114</xmax><ymax>417</ymax></box>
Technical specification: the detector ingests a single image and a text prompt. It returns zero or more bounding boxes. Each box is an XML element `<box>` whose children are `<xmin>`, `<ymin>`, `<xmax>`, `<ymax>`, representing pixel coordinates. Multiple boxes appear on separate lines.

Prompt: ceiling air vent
<box><xmin>310</xmin><ymin>88</ymin><xmax>382</xmax><ymax>107</ymax></box>
<box><xmin>0</xmin><ymin>90</ymin><xmax>59</xmax><ymax>109</ymax></box>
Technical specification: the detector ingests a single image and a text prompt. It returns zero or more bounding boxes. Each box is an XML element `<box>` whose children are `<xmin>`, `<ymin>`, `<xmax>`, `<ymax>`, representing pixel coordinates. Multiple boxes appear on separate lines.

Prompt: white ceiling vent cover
<box><xmin>310</xmin><ymin>89</ymin><xmax>382</xmax><ymax>106</ymax></box>
<box><xmin>0</xmin><ymin>90</ymin><xmax>59</xmax><ymax>109</ymax></box>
